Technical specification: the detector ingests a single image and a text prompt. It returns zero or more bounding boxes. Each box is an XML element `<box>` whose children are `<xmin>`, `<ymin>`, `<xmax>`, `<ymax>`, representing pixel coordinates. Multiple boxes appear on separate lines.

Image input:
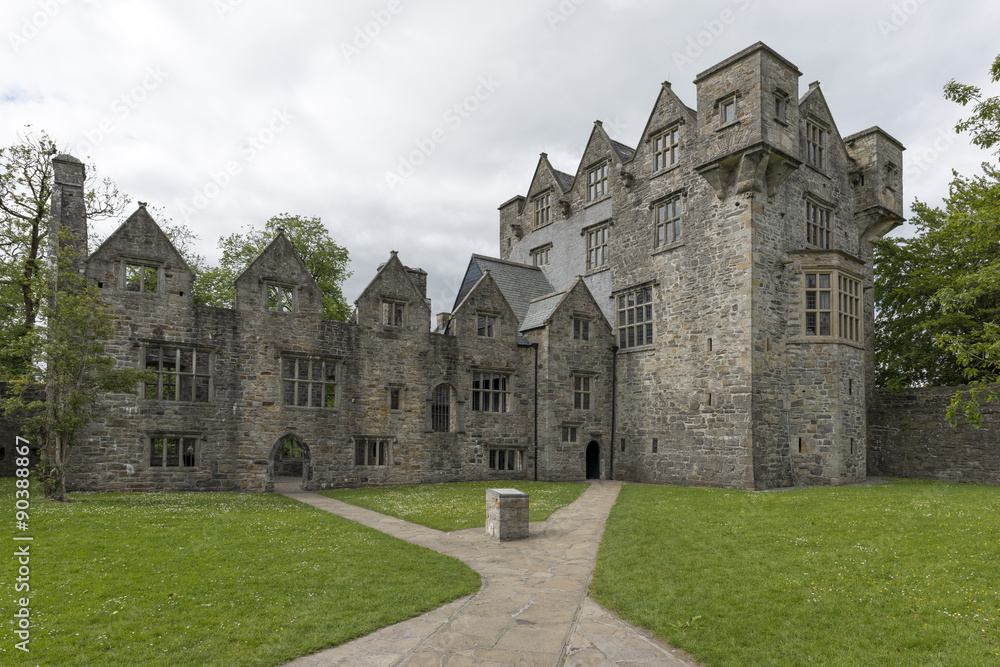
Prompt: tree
<box><xmin>0</xmin><ymin>128</ymin><xmax>128</xmax><ymax>373</ymax></box>
<box><xmin>194</xmin><ymin>213</ymin><xmax>352</xmax><ymax>321</ymax></box>
<box><xmin>875</xmin><ymin>54</ymin><xmax>1000</xmax><ymax>426</ymax></box>
<box><xmin>2</xmin><ymin>231</ymin><xmax>149</xmax><ymax>501</ymax></box>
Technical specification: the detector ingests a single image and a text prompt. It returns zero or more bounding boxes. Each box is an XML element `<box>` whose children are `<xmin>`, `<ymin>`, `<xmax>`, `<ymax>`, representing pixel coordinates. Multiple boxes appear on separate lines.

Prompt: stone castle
<box><xmin>41</xmin><ymin>42</ymin><xmax>906</xmax><ymax>492</ymax></box>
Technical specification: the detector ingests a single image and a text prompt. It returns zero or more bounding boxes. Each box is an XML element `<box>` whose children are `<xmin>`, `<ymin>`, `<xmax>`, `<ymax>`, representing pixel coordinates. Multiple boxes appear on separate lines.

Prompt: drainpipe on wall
<box><xmin>531</xmin><ymin>342</ymin><xmax>539</xmax><ymax>481</ymax></box>
<box><xmin>610</xmin><ymin>344</ymin><xmax>618</xmax><ymax>481</ymax></box>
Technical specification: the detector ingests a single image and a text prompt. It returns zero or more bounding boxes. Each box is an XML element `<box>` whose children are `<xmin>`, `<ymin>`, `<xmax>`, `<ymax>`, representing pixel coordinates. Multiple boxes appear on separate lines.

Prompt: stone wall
<box><xmin>868</xmin><ymin>386</ymin><xmax>1000</xmax><ymax>485</ymax></box>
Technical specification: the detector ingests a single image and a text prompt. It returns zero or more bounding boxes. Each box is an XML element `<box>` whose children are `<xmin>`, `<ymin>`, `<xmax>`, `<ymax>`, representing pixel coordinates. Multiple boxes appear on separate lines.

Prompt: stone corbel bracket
<box><xmin>695</xmin><ymin>144</ymin><xmax>801</xmax><ymax>200</ymax></box>
<box><xmin>856</xmin><ymin>205</ymin><xmax>904</xmax><ymax>242</ymax></box>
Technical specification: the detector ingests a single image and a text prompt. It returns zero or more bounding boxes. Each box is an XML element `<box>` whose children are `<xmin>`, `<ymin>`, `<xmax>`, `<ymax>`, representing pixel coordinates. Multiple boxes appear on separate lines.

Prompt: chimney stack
<box><xmin>49</xmin><ymin>154</ymin><xmax>88</xmax><ymax>274</ymax></box>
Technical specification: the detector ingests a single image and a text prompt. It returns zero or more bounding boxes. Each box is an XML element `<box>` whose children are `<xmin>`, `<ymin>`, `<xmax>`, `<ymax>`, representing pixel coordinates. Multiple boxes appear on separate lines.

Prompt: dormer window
<box><xmin>653</xmin><ymin>126</ymin><xmax>680</xmax><ymax>171</ymax></box>
<box><xmin>806</xmin><ymin>121</ymin><xmax>827</xmax><ymax>169</ymax></box>
<box><xmin>587</xmin><ymin>163</ymin><xmax>608</xmax><ymax>201</ymax></box>
<box><xmin>124</xmin><ymin>262</ymin><xmax>159</xmax><ymax>294</ymax></box>
<box><xmin>382</xmin><ymin>300</ymin><xmax>405</xmax><ymax>327</ymax></box>
<box><xmin>477</xmin><ymin>313</ymin><xmax>497</xmax><ymax>338</ymax></box>
<box><xmin>266</xmin><ymin>283</ymin><xmax>296</xmax><ymax>312</ymax></box>
<box><xmin>532</xmin><ymin>193</ymin><xmax>551</xmax><ymax>228</ymax></box>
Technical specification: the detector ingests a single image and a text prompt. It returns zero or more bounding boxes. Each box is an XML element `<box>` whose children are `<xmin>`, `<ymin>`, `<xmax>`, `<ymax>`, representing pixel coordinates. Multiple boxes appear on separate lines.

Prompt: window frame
<box><xmin>532</xmin><ymin>192</ymin><xmax>552</xmax><ymax>228</ymax></box>
<box><xmin>148</xmin><ymin>435</ymin><xmax>198</xmax><ymax>469</ymax></box>
<box><xmin>653</xmin><ymin>195</ymin><xmax>682</xmax><ymax>249</ymax></box>
<box><xmin>265</xmin><ymin>282</ymin><xmax>296</xmax><ymax>313</ymax></box>
<box><xmin>801</xmin><ymin>269</ymin><xmax>863</xmax><ymax>343</ymax></box>
<box><xmin>354</xmin><ymin>436</ymin><xmax>393</xmax><ymax>466</ymax></box>
<box><xmin>471</xmin><ymin>370</ymin><xmax>510</xmax><ymax>413</ymax></box>
<box><xmin>585</xmin><ymin>223</ymin><xmax>609</xmax><ymax>271</ymax></box>
<box><xmin>530</xmin><ymin>244</ymin><xmax>551</xmax><ymax>267</ymax></box>
<box><xmin>476</xmin><ymin>313</ymin><xmax>497</xmax><ymax>338</ymax></box>
<box><xmin>652</xmin><ymin>125</ymin><xmax>680</xmax><ymax>172</ymax></box>
<box><xmin>806</xmin><ymin>199</ymin><xmax>832</xmax><ymax>249</ymax></box>
<box><xmin>586</xmin><ymin>162</ymin><xmax>609</xmax><ymax>202</ymax></box>
<box><xmin>616</xmin><ymin>285</ymin><xmax>654</xmax><ymax>350</ymax></box>
<box><xmin>561</xmin><ymin>425</ymin><xmax>578</xmax><ymax>443</ymax></box>
<box><xmin>123</xmin><ymin>260</ymin><xmax>161</xmax><ymax>294</ymax></box>
<box><xmin>573</xmin><ymin>374</ymin><xmax>592</xmax><ymax>410</ymax></box>
<box><xmin>381</xmin><ymin>300</ymin><xmax>406</xmax><ymax>327</ymax></box>
<box><xmin>573</xmin><ymin>317</ymin><xmax>590</xmax><ymax>341</ymax></box>
<box><xmin>806</xmin><ymin>121</ymin><xmax>827</xmax><ymax>169</ymax></box>
<box><xmin>488</xmin><ymin>448</ymin><xmax>523</xmax><ymax>472</ymax></box>
<box><xmin>280</xmin><ymin>355</ymin><xmax>340</xmax><ymax>409</ymax></box>
<box><xmin>431</xmin><ymin>384</ymin><xmax>454</xmax><ymax>432</ymax></box>
<box><xmin>720</xmin><ymin>95</ymin><xmax>737</xmax><ymax>124</ymax></box>
<box><xmin>143</xmin><ymin>346</ymin><xmax>213</xmax><ymax>403</ymax></box>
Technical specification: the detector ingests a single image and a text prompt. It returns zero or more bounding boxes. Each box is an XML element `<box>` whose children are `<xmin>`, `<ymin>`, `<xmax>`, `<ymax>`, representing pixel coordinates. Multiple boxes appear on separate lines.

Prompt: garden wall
<box><xmin>868</xmin><ymin>385</ymin><xmax>1000</xmax><ymax>485</ymax></box>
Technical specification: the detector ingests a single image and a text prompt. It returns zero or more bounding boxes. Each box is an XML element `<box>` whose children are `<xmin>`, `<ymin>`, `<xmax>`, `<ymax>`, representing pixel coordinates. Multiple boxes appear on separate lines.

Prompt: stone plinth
<box><xmin>485</xmin><ymin>488</ymin><xmax>529</xmax><ymax>541</ymax></box>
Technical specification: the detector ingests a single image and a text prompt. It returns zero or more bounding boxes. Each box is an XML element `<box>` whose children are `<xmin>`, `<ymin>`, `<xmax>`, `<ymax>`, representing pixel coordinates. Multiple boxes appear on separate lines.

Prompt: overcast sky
<box><xmin>4</xmin><ymin>0</ymin><xmax>999</xmax><ymax>314</ymax></box>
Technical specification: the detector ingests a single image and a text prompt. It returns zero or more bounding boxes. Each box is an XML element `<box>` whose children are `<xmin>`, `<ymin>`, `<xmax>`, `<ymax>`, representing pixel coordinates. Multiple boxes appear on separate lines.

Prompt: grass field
<box><xmin>591</xmin><ymin>479</ymin><xmax>1000</xmax><ymax>666</ymax></box>
<box><xmin>320</xmin><ymin>480</ymin><xmax>588</xmax><ymax>531</ymax></box>
<box><xmin>0</xmin><ymin>479</ymin><xmax>480</xmax><ymax>667</ymax></box>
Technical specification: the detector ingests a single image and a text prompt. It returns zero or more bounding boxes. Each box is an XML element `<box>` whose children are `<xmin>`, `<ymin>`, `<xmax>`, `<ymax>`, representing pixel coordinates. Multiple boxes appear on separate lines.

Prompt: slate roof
<box><xmin>519</xmin><ymin>290</ymin><xmax>567</xmax><ymax>332</ymax></box>
<box><xmin>453</xmin><ymin>255</ymin><xmax>554</xmax><ymax>326</ymax></box>
<box><xmin>552</xmin><ymin>169</ymin><xmax>574</xmax><ymax>193</ymax></box>
<box><xmin>609</xmin><ymin>139</ymin><xmax>637</xmax><ymax>163</ymax></box>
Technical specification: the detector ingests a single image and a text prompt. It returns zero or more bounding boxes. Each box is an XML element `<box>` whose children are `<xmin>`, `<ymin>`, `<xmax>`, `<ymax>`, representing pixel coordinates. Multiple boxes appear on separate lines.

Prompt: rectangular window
<box><xmin>125</xmin><ymin>262</ymin><xmax>159</xmax><ymax>294</ymax></box>
<box><xmin>488</xmin><ymin>449</ymin><xmax>522</xmax><ymax>471</ymax></box>
<box><xmin>355</xmin><ymin>437</ymin><xmax>392</xmax><ymax>466</ymax></box>
<box><xmin>653</xmin><ymin>126</ymin><xmax>680</xmax><ymax>171</ymax></box>
<box><xmin>149</xmin><ymin>436</ymin><xmax>197</xmax><ymax>468</ymax></box>
<box><xmin>573</xmin><ymin>375</ymin><xmax>591</xmax><ymax>410</ymax></box>
<box><xmin>617</xmin><ymin>286</ymin><xmax>654</xmax><ymax>349</ymax></box>
<box><xmin>573</xmin><ymin>318</ymin><xmax>590</xmax><ymax>341</ymax></box>
<box><xmin>530</xmin><ymin>245</ymin><xmax>551</xmax><ymax>266</ymax></box>
<box><xmin>587</xmin><ymin>163</ymin><xmax>608</xmax><ymax>201</ymax></box>
<box><xmin>838</xmin><ymin>274</ymin><xmax>862</xmax><ymax>343</ymax></box>
<box><xmin>561</xmin><ymin>426</ymin><xmax>577</xmax><ymax>443</ymax></box>
<box><xmin>389</xmin><ymin>387</ymin><xmax>401</xmax><ymax>410</ymax></box>
<box><xmin>806</xmin><ymin>122</ymin><xmax>826</xmax><ymax>169</ymax></box>
<box><xmin>532</xmin><ymin>193</ymin><xmax>551</xmax><ymax>227</ymax></box>
<box><xmin>266</xmin><ymin>283</ymin><xmax>295</xmax><ymax>312</ymax></box>
<box><xmin>720</xmin><ymin>96</ymin><xmax>737</xmax><ymax>124</ymax></box>
<box><xmin>471</xmin><ymin>371</ymin><xmax>509</xmax><ymax>413</ymax></box>
<box><xmin>774</xmin><ymin>93</ymin><xmax>788</xmax><ymax>122</ymax></box>
<box><xmin>144</xmin><ymin>347</ymin><xmax>212</xmax><ymax>402</ymax></box>
<box><xmin>652</xmin><ymin>438</ymin><xmax>658</xmax><ymax>453</ymax></box>
<box><xmin>281</xmin><ymin>356</ymin><xmax>339</xmax><ymax>408</ymax></box>
<box><xmin>382</xmin><ymin>301</ymin><xmax>405</xmax><ymax>327</ymax></box>
<box><xmin>654</xmin><ymin>196</ymin><xmax>681</xmax><ymax>248</ymax></box>
<box><xmin>586</xmin><ymin>225</ymin><xmax>609</xmax><ymax>271</ymax></box>
<box><xmin>806</xmin><ymin>200</ymin><xmax>831</xmax><ymax>249</ymax></box>
<box><xmin>476</xmin><ymin>314</ymin><xmax>496</xmax><ymax>338</ymax></box>
<box><xmin>804</xmin><ymin>273</ymin><xmax>832</xmax><ymax>337</ymax></box>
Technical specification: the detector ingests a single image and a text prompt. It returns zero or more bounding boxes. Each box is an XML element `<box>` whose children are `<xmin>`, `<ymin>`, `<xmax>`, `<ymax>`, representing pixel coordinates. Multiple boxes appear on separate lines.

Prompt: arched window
<box><xmin>431</xmin><ymin>384</ymin><xmax>454</xmax><ymax>432</ymax></box>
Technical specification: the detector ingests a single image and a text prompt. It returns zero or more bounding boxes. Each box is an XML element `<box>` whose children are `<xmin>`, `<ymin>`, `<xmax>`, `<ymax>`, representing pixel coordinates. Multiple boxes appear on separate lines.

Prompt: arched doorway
<box><xmin>585</xmin><ymin>441</ymin><xmax>601</xmax><ymax>480</ymax></box>
<box><xmin>268</xmin><ymin>434</ymin><xmax>311</xmax><ymax>487</ymax></box>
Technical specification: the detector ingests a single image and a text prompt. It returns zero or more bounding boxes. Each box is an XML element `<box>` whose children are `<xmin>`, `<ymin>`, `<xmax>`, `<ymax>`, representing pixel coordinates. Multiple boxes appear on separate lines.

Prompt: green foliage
<box><xmin>193</xmin><ymin>214</ymin><xmax>352</xmax><ymax>321</ymax></box>
<box><xmin>1</xmin><ymin>233</ymin><xmax>149</xmax><ymax>500</ymax></box>
<box><xmin>0</xmin><ymin>127</ymin><xmax>127</xmax><ymax>375</ymax></box>
<box><xmin>592</xmin><ymin>481</ymin><xmax>1000</xmax><ymax>666</ymax></box>
<box><xmin>0</xmin><ymin>479</ymin><xmax>480</xmax><ymax>666</ymax></box>
<box><xmin>944</xmin><ymin>53</ymin><xmax>1000</xmax><ymax>154</ymax></box>
<box><xmin>321</xmin><ymin>481</ymin><xmax>588</xmax><ymax>531</ymax></box>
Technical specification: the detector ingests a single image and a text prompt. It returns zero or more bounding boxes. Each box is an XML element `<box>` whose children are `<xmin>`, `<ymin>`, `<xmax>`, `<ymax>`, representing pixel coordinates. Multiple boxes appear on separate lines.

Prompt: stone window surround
<box><xmin>488</xmin><ymin>448</ymin><xmax>524</xmax><ymax>472</ymax></box>
<box><xmin>147</xmin><ymin>433</ymin><xmax>200</xmax><ymax>469</ymax></box>
<box><xmin>582</xmin><ymin>220</ymin><xmax>611</xmax><ymax>273</ymax></box>
<box><xmin>120</xmin><ymin>257</ymin><xmax>162</xmax><ymax>295</ymax></box>
<box><xmin>280</xmin><ymin>354</ymin><xmax>341</xmax><ymax>409</ymax></box>
<box><xmin>531</xmin><ymin>190</ymin><xmax>552</xmax><ymax>228</ymax></box>
<box><xmin>786</xmin><ymin>254</ymin><xmax>865</xmax><ymax>348</ymax></box>
<box><xmin>430</xmin><ymin>383</ymin><xmax>455</xmax><ymax>432</ymax></box>
<box><xmin>264</xmin><ymin>280</ymin><xmax>297</xmax><ymax>313</ymax></box>
<box><xmin>572</xmin><ymin>372</ymin><xmax>596</xmax><ymax>410</ymax></box>
<box><xmin>805</xmin><ymin>118</ymin><xmax>828</xmax><ymax>170</ymax></box>
<box><xmin>614</xmin><ymin>283</ymin><xmax>656</xmax><ymax>351</ymax></box>
<box><xmin>470</xmin><ymin>366</ymin><xmax>513</xmax><ymax>413</ymax></box>
<box><xmin>561</xmin><ymin>424</ymin><xmax>580</xmax><ymax>443</ymax></box>
<box><xmin>387</xmin><ymin>384</ymin><xmax>404</xmax><ymax>411</ymax></box>
<box><xmin>714</xmin><ymin>92</ymin><xmax>741</xmax><ymax>128</ymax></box>
<box><xmin>353</xmin><ymin>436</ymin><xmax>394</xmax><ymax>466</ymax></box>
<box><xmin>650</xmin><ymin>122</ymin><xmax>681</xmax><ymax>172</ymax></box>
<box><xmin>142</xmin><ymin>343</ymin><xmax>214</xmax><ymax>403</ymax></box>
<box><xmin>572</xmin><ymin>314</ymin><xmax>591</xmax><ymax>341</ymax></box>
<box><xmin>650</xmin><ymin>189</ymin><xmax>685</xmax><ymax>252</ymax></box>
<box><xmin>804</xmin><ymin>192</ymin><xmax>835</xmax><ymax>250</ymax></box>
<box><xmin>424</xmin><ymin>382</ymin><xmax>465</xmax><ymax>432</ymax></box>
<box><xmin>530</xmin><ymin>243</ymin><xmax>552</xmax><ymax>266</ymax></box>
<box><xmin>585</xmin><ymin>161</ymin><xmax>609</xmax><ymax>202</ymax></box>
<box><xmin>773</xmin><ymin>88</ymin><xmax>790</xmax><ymax>125</ymax></box>
<box><xmin>380</xmin><ymin>298</ymin><xmax>406</xmax><ymax>328</ymax></box>
<box><xmin>476</xmin><ymin>312</ymin><xmax>498</xmax><ymax>338</ymax></box>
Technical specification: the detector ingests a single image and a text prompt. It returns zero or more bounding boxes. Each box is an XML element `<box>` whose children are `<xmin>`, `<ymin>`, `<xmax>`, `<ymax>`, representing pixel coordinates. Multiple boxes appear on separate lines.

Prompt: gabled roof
<box><xmin>609</xmin><ymin>138</ymin><xmax>636</xmax><ymax>163</ymax></box>
<box><xmin>551</xmin><ymin>168</ymin><xmax>574</xmax><ymax>193</ymax></box>
<box><xmin>234</xmin><ymin>230</ymin><xmax>319</xmax><ymax>294</ymax></box>
<box><xmin>355</xmin><ymin>250</ymin><xmax>425</xmax><ymax>305</ymax></box>
<box><xmin>799</xmin><ymin>82</ymin><xmax>847</xmax><ymax>155</ymax></box>
<box><xmin>636</xmin><ymin>81</ymin><xmax>699</xmax><ymax>148</ymax></box>
<box><xmin>89</xmin><ymin>204</ymin><xmax>190</xmax><ymax>271</ymax></box>
<box><xmin>519</xmin><ymin>289</ymin><xmax>568</xmax><ymax>332</ymax></box>
<box><xmin>453</xmin><ymin>255</ymin><xmax>553</xmax><ymax>325</ymax></box>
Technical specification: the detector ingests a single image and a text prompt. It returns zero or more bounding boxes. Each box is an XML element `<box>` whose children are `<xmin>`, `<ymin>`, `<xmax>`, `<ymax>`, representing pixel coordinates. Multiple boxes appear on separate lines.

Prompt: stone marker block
<box><xmin>485</xmin><ymin>488</ymin><xmax>529</xmax><ymax>541</ymax></box>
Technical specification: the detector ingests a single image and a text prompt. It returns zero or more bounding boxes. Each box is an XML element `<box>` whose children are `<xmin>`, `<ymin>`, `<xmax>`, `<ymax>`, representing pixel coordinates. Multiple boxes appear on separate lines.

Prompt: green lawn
<box><xmin>319</xmin><ymin>481</ymin><xmax>588</xmax><ymax>531</ymax></box>
<box><xmin>0</xmin><ymin>479</ymin><xmax>480</xmax><ymax>667</ymax></box>
<box><xmin>592</xmin><ymin>479</ymin><xmax>1000</xmax><ymax>666</ymax></box>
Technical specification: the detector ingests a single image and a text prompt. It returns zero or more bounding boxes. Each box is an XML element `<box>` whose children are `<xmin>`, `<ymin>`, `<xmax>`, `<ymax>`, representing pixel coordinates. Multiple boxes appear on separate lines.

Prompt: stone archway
<box><xmin>585</xmin><ymin>441</ymin><xmax>601</xmax><ymax>480</ymax></box>
<box><xmin>268</xmin><ymin>434</ymin><xmax>311</xmax><ymax>487</ymax></box>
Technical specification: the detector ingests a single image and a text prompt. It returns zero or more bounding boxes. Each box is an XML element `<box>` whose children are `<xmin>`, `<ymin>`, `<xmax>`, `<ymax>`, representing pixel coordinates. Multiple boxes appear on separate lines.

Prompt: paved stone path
<box><xmin>276</xmin><ymin>480</ymin><xmax>699</xmax><ymax>666</ymax></box>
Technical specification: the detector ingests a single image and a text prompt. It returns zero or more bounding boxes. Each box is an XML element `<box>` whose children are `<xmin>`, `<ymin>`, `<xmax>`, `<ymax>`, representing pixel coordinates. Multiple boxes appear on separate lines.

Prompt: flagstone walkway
<box><xmin>276</xmin><ymin>480</ymin><xmax>700</xmax><ymax>666</ymax></box>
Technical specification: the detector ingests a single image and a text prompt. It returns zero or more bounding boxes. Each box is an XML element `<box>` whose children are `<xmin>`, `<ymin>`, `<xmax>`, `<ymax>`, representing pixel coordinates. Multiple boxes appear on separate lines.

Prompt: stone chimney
<box><xmin>49</xmin><ymin>154</ymin><xmax>88</xmax><ymax>274</ymax></box>
<box><xmin>436</xmin><ymin>312</ymin><xmax>452</xmax><ymax>333</ymax></box>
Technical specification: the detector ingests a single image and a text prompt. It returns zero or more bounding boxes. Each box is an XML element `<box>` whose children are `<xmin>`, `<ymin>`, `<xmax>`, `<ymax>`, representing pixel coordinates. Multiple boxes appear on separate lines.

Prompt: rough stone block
<box><xmin>485</xmin><ymin>488</ymin><xmax>529</xmax><ymax>541</ymax></box>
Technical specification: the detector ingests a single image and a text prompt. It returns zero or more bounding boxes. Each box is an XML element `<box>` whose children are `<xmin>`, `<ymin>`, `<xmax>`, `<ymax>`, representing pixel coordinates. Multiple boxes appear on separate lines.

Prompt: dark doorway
<box><xmin>585</xmin><ymin>441</ymin><xmax>601</xmax><ymax>479</ymax></box>
<box><xmin>269</xmin><ymin>434</ymin><xmax>310</xmax><ymax>485</ymax></box>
